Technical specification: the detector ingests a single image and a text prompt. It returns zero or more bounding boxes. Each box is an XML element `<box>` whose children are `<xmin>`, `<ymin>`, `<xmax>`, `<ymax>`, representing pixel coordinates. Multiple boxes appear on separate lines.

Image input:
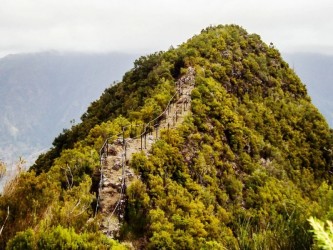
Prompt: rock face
<box><xmin>97</xmin><ymin>67</ymin><xmax>195</xmax><ymax>237</ymax></box>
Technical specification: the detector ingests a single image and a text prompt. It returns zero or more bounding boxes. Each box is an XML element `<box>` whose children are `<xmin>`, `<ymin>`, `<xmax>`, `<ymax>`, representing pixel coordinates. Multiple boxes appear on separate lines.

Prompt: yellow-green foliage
<box><xmin>309</xmin><ymin>217</ymin><xmax>333</xmax><ymax>249</ymax></box>
<box><xmin>6</xmin><ymin>225</ymin><xmax>127</xmax><ymax>250</ymax></box>
<box><xmin>124</xmin><ymin>25</ymin><xmax>333</xmax><ymax>249</ymax></box>
<box><xmin>1</xmin><ymin>24</ymin><xmax>333</xmax><ymax>249</ymax></box>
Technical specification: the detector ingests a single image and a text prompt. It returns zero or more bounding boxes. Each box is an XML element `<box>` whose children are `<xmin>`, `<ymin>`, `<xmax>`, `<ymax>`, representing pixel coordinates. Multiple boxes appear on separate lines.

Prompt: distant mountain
<box><xmin>284</xmin><ymin>53</ymin><xmax>333</xmax><ymax>127</ymax></box>
<box><xmin>0</xmin><ymin>51</ymin><xmax>137</xmax><ymax>167</ymax></box>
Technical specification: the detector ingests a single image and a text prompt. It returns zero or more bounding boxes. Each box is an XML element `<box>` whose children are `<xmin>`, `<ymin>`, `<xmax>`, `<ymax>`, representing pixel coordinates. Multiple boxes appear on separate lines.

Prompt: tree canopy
<box><xmin>1</xmin><ymin>24</ymin><xmax>332</xmax><ymax>249</ymax></box>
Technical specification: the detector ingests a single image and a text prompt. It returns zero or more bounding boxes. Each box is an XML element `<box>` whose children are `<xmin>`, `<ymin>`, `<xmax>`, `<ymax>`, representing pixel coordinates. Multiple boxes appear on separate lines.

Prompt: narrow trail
<box><xmin>96</xmin><ymin>67</ymin><xmax>195</xmax><ymax>237</ymax></box>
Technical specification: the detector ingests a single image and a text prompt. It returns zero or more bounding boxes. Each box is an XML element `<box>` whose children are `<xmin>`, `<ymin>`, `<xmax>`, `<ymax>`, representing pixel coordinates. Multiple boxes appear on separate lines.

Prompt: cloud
<box><xmin>0</xmin><ymin>0</ymin><xmax>332</xmax><ymax>57</ymax></box>
<box><xmin>3</xmin><ymin>117</ymin><xmax>19</xmax><ymax>138</ymax></box>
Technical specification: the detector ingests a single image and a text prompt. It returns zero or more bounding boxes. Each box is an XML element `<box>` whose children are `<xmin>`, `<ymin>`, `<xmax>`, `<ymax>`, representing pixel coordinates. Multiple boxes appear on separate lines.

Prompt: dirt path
<box><xmin>97</xmin><ymin>67</ymin><xmax>195</xmax><ymax>237</ymax></box>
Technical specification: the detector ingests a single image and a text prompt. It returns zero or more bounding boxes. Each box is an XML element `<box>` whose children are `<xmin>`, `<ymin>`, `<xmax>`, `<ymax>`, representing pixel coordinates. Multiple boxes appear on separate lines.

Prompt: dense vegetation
<box><xmin>1</xmin><ymin>25</ymin><xmax>333</xmax><ymax>249</ymax></box>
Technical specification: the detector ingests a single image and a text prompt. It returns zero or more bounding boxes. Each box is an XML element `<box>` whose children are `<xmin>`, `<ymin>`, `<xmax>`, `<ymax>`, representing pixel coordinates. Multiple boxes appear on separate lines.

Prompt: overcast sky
<box><xmin>0</xmin><ymin>0</ymin><xmax>332</xmax><ymax>58</ymax></box>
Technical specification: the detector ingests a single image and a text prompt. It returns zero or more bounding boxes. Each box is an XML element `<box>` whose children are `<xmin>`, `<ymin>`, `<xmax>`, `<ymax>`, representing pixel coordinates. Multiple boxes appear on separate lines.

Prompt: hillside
<box><xmin>0</xmin><ymin>52</ymin><xmax>137</xmax><ymax>168</ymax></box>
<box><xmin>1</xmin><ymin>25</ymin><xmax>333</xmax><ymax>249</ymax></box>
<box><xmin>284</xmin><ymin>53</ymin><xmax>333</xmax><ymax>127</ymax></box>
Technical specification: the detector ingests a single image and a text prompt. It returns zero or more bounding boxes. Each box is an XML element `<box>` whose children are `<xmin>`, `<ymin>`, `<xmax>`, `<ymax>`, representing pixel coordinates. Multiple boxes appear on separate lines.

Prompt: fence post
<box><xmin>141</xmin><ymin>134</ymin><xmax>143</xmax><ymax>150</ymax></box>
<box><xmin>122</xmin><ymin>146</ymin><xmax>125</xmax><ymax>182</ymax></box>
<box><xmin>124</xmin><ymin>138</ymin><xmax>127</xmax><ymax>164</ymax></box>
<box><xmin>122</xmin><ymin>126</ymin><xmax>125</xmax><ymax>145</ymax></box>
<box><xmin>106</xmin><ymin>139</ymin><xmax>108</xmax><ymax>157</ymax></box>
<box><xmin>122</xmin><ymin>126</ymin><xmax>127</xmax><ymax>164</ymax></box>
<box><xmin>144</xmin><ymin>131</ymin><xmax>147</xmax><ymax>149</ymax></box>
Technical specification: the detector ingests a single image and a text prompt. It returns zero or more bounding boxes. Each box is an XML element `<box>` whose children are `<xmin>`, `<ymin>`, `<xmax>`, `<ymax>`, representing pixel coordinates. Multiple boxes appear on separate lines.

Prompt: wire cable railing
<box><xmin>95</xmin><ymin>67</ymin><xmax>195</xmax><ymax>226</ymax></box>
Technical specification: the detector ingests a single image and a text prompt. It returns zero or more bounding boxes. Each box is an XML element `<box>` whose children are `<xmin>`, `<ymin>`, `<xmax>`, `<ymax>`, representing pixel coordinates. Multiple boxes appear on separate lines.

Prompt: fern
<box><xmin>309</xmin><ymin>217</ymin><xmax>333</xmax><ymax>249</ymax></box>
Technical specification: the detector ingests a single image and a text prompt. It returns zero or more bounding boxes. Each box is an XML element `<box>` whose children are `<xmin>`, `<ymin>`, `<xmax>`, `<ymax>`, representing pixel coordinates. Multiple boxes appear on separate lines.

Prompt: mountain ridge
<box><xmin>1</xmin><ymin>25</ymin><xmax>333</xmax><ymax>249</ymax></box>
